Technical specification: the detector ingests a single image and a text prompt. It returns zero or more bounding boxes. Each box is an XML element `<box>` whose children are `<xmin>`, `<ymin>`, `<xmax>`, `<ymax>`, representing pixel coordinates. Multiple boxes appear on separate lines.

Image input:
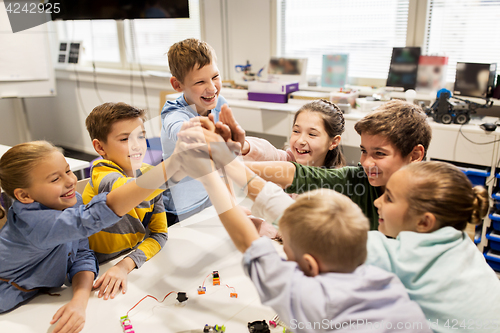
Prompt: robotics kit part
<box><xmin>248</xmin><ymin>320</ymin><xmax>271</xmax><ymax>333</ymax></box>
<box><xmin>422</xmin><ymin>88</ymin><xmax>493</xmax><ymax>125</ymax></box>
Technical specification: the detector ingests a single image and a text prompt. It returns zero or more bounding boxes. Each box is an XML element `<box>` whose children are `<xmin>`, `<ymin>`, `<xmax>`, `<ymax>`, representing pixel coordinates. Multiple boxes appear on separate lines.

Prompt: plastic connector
<box><xmin>230</xmin><ymin>292</ymin><xmax>238</xmax><ymax>298</ymax></box>
<box><xmin>203</xmin><ymin>324</ymin><xmax>226</xmax><ymax>332</ymax></box>
<box><xmin>212</xmin><ymin>271</ymin><xmax>220</xmax><ymax>285</ymax></box>
<box><xmin>176</xmin><ymin>292</ymin><xmax>188</xmax><ymax>303</ymax></box>
<box><xmin>198</xmin><ymin>286</ymin><xmax>206</xmax><ymax>295</ymax></box>
<box><xmin>120</xmin><ymin>315</ymin><xmax>135</xmax><ymax>333</ymax></box>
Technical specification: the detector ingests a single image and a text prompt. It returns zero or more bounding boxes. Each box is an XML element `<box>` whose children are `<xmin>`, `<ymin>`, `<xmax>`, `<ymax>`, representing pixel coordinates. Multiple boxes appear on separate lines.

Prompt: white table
<box><xmin>0</xmin><ymin>144</ymin><xmax>89</xmax><ymax>179</ymax></box>
<box><xmin>1</xmin><ymin>199</ymin><xmax>285</xmax><ymax>333</ymax></box>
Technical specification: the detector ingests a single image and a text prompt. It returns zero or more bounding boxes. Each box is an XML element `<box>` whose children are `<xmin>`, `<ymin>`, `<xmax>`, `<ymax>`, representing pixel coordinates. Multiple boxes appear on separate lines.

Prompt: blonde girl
<box><xmin>368</xmin><ymin>161</ymin><xmax>499</xmax><ymax>333</ymax></box>
<box><xmin>0</xmin><ymin>141</ymin><xmax>177</xmax><ymax>333</ymax></box>
<box><xmin>221</xmin><ymin>99</ymin><xmax>346</xmax><ymax>168</ymax></box>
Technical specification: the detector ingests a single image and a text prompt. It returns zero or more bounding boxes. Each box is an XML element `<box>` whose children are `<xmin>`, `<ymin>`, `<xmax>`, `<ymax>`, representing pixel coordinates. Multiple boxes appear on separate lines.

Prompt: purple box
<box><xmin>248</xmin><ymin>92</ymin><xmax>289</xmax><ymax>103</ymax></box>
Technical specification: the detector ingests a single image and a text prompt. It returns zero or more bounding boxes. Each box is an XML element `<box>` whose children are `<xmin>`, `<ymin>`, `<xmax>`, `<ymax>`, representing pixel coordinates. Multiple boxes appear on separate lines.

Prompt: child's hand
<box><xmin>93</xmin><ymin>258</ymin><xmax>133</xmax><ymax>300</ymax></box>
<box><xmin>178</xmin><ymin>126</ymin><xmax>239</xmax><ymax>174</ymax></box>
<box><xmin>219</xmin><ymin>104</ymin><xmax>247</xmax><ymax>152</ymax></box>
<box><xmin>50</xmin><ymin>298</ymin><xmax>86</xmax><ymax>333</ymax></box>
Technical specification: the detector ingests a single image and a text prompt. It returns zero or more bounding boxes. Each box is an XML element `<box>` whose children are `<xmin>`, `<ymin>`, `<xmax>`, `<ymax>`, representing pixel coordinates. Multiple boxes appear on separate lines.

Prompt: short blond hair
<box><xmin>167</xmin><ymin>38</ymin><xmax>217</xmax><ymax>83</ymax></box>
<box><xmin>279</xmin><ymin>189</ymin><xmax>369</xmax><ymax>272</ymax></box>
<box><xmin>0</xmin><ymin>141</ymin><xmax>60</xmax><ymax>199</ymax></box>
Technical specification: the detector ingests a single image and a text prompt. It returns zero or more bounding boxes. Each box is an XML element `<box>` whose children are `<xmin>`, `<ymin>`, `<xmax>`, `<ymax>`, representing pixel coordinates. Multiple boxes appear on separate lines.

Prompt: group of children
<box><xmin>0</xmin><ymin>37</ymin><xmax>499</xmax><ymax>333</ymax></box>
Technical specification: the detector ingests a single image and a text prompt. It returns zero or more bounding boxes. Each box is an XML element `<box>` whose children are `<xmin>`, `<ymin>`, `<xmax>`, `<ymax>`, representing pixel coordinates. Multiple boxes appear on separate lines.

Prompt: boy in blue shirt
<box><xmin>161</xmin><ymin>38</ymin><xmax>228</xmax><ymax>225</ymax></box>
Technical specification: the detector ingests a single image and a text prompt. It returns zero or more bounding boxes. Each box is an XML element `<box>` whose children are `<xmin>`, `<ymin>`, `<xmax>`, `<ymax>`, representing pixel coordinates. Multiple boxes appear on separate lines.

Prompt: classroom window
<box><xmin>424</xmin><ymin>0</ymin><xmax>500</xmax><ymax>83</ymax></box>
<box><xmin>277</xmin><ymin>0</ymin><xmax>410</xmax><ymax>80</ymax></box>
<box><xmin>124</xmin><ymin>0</ymin><xmax>201</xmax><ymax>67</ymax></box>
<box><xmin>56</xmin><ymin>20</ymin><xmax>120</xmax><ymax>64</ymax></box>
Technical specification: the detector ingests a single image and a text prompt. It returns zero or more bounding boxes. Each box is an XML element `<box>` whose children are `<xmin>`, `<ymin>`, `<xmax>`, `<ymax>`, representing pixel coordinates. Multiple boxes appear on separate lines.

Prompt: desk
<box><xmin>2</xmin><ymin>199</ymin><xmax>284</xmax><ymax>333</ymax></box>
<box><xmin>0</xmin><ymin>144</ymin><xmax>89</xmax><ymax>179</ymax></box>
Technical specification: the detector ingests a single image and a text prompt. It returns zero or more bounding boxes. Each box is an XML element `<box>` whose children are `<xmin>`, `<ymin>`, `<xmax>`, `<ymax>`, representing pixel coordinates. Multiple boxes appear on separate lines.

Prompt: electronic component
<box><xmin>212</xmin><ymin>271</ymin><xmax>220</xmax><ymax>286</ymax></box>
<box><xmin>176</xmin><ymin>292</ymin><xmax>188</xmax><ymax>303</ymax></box>
<box><xmin>198</xmin><ymin>286</ymin><xmax>206</xmax><ymax>295</ymax></box>
<box><xmin>248</xmin><ymin>320</ymin><xmax>270</xmax><ymax>333</ymax></box>
<box><xmin>203</xmin><ymin>324</ymin><xmax>226</xmax><ymax>333</ymax></box>
<box><xmin>120</xmin><ymin>315</ymin><xmax>135</xmax><ymax>333</ymax></box>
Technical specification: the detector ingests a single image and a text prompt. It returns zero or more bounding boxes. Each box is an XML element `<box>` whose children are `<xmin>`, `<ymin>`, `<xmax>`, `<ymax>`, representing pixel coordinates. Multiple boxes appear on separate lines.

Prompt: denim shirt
<box><xmin>0</xmin><ymin>192</ymin><xmax>120</xmax><ymax>313</ymax></box>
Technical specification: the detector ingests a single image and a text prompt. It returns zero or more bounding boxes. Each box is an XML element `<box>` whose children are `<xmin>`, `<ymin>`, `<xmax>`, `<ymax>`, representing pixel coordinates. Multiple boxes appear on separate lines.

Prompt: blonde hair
<box><xmin>354</xmin><ymin>100</ymin><xmax>432</xmax><ymax>159</ymax></box>
<box><xmin>0</xmin><ymin>141</ymin><xmax>59</xmax><ymax>199</ymax></box>
<box><xmin>167</xmin><ymin>38</ymin><xmax>217</xmax><ymax>83</ymax></box>
<box><xmin>403</xmin><ymin>161</ymin><xmax>489</xmax><ymax>230</ymax></box>
<box><xmin>279</xmin><ymin>189</ymin><xmax>369</xmax><ymax>272</ymax></box>
<box><xmin>294</xmin><ymin>99</ymin><xmax>346</xmax><ymax>168</ymax></box>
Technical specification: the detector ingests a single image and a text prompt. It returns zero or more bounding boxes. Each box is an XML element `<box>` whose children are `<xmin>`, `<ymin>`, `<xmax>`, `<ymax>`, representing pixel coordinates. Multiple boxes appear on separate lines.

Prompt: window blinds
<box><xmin>425</xmin><ymin>0</ymin><xmax>500</xmax><ymax>83</ymax></box>
<box><xmin>278</xmin><ymin>0</ymin><xmax>410</xmax><ymax>79</ymax></box>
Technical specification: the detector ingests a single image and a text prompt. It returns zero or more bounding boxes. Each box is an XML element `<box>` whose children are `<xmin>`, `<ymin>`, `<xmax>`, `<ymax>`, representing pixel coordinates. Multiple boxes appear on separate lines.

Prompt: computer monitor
<box><xmin>454</xmin><ymin>62</ymin><xmax>497</xmax><ymax>99</ymax></box>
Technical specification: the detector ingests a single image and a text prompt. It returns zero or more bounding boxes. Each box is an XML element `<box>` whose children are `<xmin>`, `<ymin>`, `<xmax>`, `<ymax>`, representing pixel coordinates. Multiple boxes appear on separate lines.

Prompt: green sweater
<box><xmin>285</xmin><ymin>163</ymin><xmax>380</xmax><ymax>230</ymax></box>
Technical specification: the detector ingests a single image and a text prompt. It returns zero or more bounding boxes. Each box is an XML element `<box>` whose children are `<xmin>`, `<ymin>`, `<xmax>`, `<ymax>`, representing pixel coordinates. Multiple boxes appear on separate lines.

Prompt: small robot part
<box><xmin>176</xmin><ymin>292</ymin><xmax>188</xmax><ymax>303</ymax></box>
<box><xmin>203</xmin><ymin>324</ymin><xmax>226</xmax><ymax>333</ymax></box>
<box><xmin>422</xmin><ymin>88</ymin><xmax>493</xmax><ymax>125</ymax></box>
<box><xmin>120</xmin><ymin>315</ymin><xmax>135</xmax><ymax>333</ymax></box>
<box><xmin>248</xmin><ymin>320</ymin><xmax>270</xmax><ymax>333</ymax></box>
<box><xmin>212</xmin><ymin>271</ymin><xmax>220</xmax><ymax>286</ymax></box>
<box><xmin>229</xmin><ymin>292</ymin><xmax>238</xmax><ymax>298</ymax></box>
<box><xmin>198</xmin><ymin>286</ymin><xmax>206</xmax><ymax>295</ymax></box>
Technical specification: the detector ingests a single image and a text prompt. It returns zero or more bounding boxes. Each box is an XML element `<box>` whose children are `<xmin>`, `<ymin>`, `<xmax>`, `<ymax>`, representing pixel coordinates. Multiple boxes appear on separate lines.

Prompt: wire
<box><xmin>459</xmin><ymin>125</ymin><xmax>500</xmax><ymax>145</ymax></box>
<box><xmin>90</xmin><ymin>20</ymin><xmax>104</xmax><ymax>104</ymax></box>
<box><xmin>68</xmin><ymin>21</ymin><xmax>89</xmax><ymax>118</ymax></box>
<box><xmin>201</xmin><ymin>272</ymin><xmax>212</xmax><ymax>288</ymax></box>
<box><xmin>130</xmin><ymin>20</ymin><xmax>150</xmax><ymax>112</ymax></box>
<box><xmin>126</xmin><ymin>291</ymin><xmax>177</xmax><ymax>316</ymax></box>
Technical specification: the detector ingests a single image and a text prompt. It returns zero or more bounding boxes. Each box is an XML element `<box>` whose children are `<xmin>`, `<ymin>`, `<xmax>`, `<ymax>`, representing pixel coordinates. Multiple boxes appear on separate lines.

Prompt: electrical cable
<box><xmin>89</xmin><ymin>20</ymin><xmax>104</xmax><ymax>104</ymax></box>
<box><xmin>130</xmin><ymin>20</ymin><xmax>150</xmax><ymax>112</ymax></box>
<box><xmin>459</xmin><ymin>124</ymin><xmax>500</xmax><ymax>145</ymax></box>
<box><xmin>70</xmin><ymin>21</ymin><xmax>89</xmax><ymax>117</ymax></box>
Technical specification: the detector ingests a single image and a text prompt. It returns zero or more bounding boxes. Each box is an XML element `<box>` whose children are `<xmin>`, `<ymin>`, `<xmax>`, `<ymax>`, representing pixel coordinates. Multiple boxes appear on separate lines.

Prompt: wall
<box><xmin>0</xmin><ymin>0</ymin><xmax>272</xmax><ymax>152</ymax></box>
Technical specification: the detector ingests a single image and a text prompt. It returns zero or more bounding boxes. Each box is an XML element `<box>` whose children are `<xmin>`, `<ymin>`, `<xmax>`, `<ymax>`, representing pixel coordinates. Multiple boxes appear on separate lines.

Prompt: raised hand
<box><xmin>219</xmin><ymin>104</ymin><xmax>246</xmax><ymax>150</ymax></box>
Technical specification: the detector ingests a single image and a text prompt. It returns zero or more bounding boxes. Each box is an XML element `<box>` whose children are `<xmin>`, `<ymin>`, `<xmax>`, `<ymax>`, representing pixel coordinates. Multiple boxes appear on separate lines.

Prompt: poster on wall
<box><xmin>321</xmin><ymin>54</ymin><xmax>349</xmax><ymax>88</ymax></box>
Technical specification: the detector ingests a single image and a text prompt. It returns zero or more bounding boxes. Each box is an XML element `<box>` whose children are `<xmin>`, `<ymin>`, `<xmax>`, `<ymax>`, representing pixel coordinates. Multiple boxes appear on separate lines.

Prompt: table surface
<box><xmin>1</xmin><ymin>198</ymin><xmax>286</xmax><ymax>333</ymax></box>
<box><xmin>0</xmin><ymin>144</ymin><xmax>89</xmax><ymax>172</ymax></box>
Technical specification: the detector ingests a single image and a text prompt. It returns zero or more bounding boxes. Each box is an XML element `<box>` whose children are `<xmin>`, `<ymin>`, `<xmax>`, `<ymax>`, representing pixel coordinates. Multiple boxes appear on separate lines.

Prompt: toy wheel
<box><xmin>455</xmin><ymin>113</ymin><xmax>470</xmax><ymax>125</ymax></box>
<box><xmin>439</xmin><ymin>113</ymin><xmax>453</xmax><ymax>124</ymax></box>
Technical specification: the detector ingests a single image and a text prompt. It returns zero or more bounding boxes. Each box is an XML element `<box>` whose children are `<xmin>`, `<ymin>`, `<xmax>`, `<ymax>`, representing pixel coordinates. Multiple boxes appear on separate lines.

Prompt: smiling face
<box><xmin>359</xmin><ymin>133</ymin><xmax>411</xmax><ymax>190</ymax></box>
<box><xmin>174</xmin><ymin>62</ymin><xmax>222</xmax><ymax>116</ymax></box>
<box><xmin>24</xmin><ymin>151</ymin><xmax>78</xmax><ymax>210</ymax></box>
<box><xmin>99</xmin><ymin>117</ymin><xmax>147</xmax><ymax>177</ymax></box>
<box><xmin>289</xmin><ymin>111</ymin><xmax>338</xmax><ymax>167</ymax></box>
<box><xmin>374</xmin><ymin>169</ymin><xmax>420</xmax><ymax>237</ymax></box>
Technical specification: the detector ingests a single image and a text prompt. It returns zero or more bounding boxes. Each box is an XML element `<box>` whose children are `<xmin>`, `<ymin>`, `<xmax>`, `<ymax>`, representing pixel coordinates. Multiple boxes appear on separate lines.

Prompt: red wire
<box><xmin>201</xmin><ymin>273</ymin><xmax>212</xmax><ymax>288</ymax></box>
<box><xmin>225</xmin><ymin>284</ymin><xmax>235</xmax><ymax>292</ymax></box>
<box><xmin>127</xmin><ymin>291</ymin><xmax>177</xmax><ymax>316</ymax></box>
